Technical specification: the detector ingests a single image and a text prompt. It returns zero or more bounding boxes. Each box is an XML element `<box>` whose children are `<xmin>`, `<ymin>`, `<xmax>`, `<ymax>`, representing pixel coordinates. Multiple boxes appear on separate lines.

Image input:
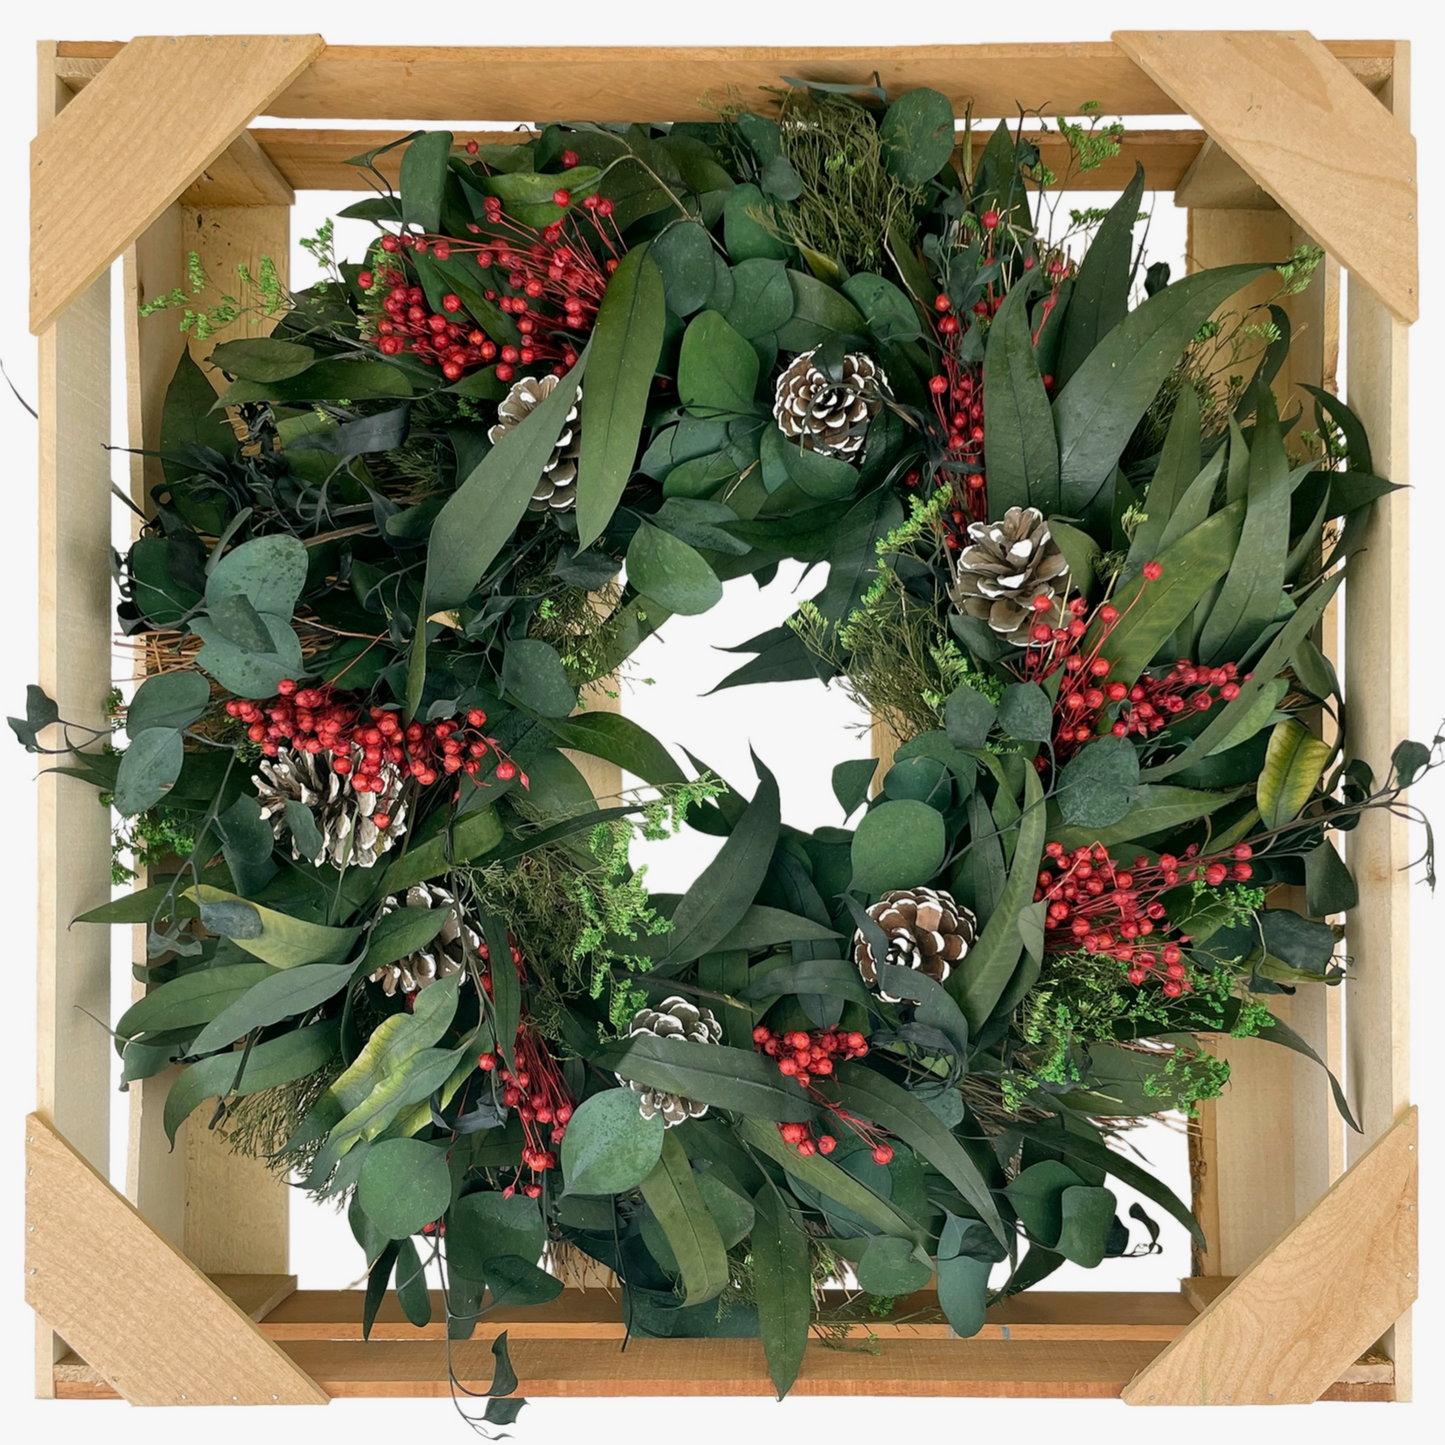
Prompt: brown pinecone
<box><xmin>488</xmin><ymin>374</ymin><xmax>582</xmax><ymax>512</ymax></box>
<box><xmin>369</xmin><ymin>882</ymin><xmax>477</xmax><ymax>997</ymax></box>
<box><xmin>617</xmin><ymin>996</ymin><xmax>722</xmax><ymax>1126</ymax></box>
<box><xmin>253</xmin><ymin>746</ymin><xmax>407</xmax><ymax>869</ymax></box>
<box><xmin>949</xmin><ymin>506</ymin><xmax>1071</xmax><ymax>644</ymax></box>
<box><xmin>853</xmin><ymin>888</ymin><xmax>977</xmax><ymax>1002</ymax></box>
<box><xmin>773</xmin><ymin>348</ymin><xmax>887</xmax><ymax>459</ymax></box>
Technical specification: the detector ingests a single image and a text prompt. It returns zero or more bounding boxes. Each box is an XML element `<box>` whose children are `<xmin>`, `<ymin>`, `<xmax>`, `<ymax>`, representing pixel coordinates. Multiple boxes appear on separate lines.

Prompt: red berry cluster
<box><xmin>752</xmin><ymin>1024</ymin><xmax>869</xmax><ymax>1080</ymax></box>
<box><xmin>1036</xmin><ymin>839</ymin><xmax>1256</xmax><ymax>994</ymax></box>
<box><xmin>1105</xmin><ymin>660</ymin><xmax>1243</xmax><ymax>741</ymax></box>
<box><xmin>363</xmin><ymin>262</ymin><xmax>496</xmax><ymax>381</ymax></box>
<box><xmin>225</xmin><ymin>682</ymin><xmax>521</xmax><ymax>801</ymax></box>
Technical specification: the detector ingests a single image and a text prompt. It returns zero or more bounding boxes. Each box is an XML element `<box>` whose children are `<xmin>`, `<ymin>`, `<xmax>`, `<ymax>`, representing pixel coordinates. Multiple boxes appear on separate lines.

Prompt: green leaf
<box><xmin>1090</xmin><ymin>503</ymin><xmax>1244</xmax><ymax>688</ymax></box>
<box><xmin>190</xmin><ymin>960</ymin><xmax>355</xmax><ymax>1055</ymax></box>
<box><xmin>677</xmin><ymin>310</ymin><xmax>759</xmax><ymax>413</ymax></box>
<box><xmin>937</xmin><ymin>1252</ymin><xmax>994</xmax><ymax>1338</ymax></box>
<box><xmin>604</xmin><ymin>1036</ymin><xmax>812</xmax><ymax>1123</ymax></box>
<box><xmin>832</xmin><ymin>758</ymin><xmax>878</xmax><ymax>818</ymax></box>
<box><xmin>1053</xmin><ymin>264</ymin><xmax>1271</xmax><ymax>510</ymax></box>
<box><xmin>378</xmin><ymin>807</ymin><xmax>503</xmax><ymax>894</ymax></box>
<box><xmin>1304</xmin><ymin>838</ymin><xmax>1358</xmax><ymax>916</ymax></box>
<box><xmin>725</xmin><ymin>258</ymin><xmax>795</xmax><ymax>339</ymax></box>
<box><xmin>188</xmin><ymin>885</ymin><xmax>360</xmax><ymax>966</ymax></box>
<box><xmin>850</xmin><ymin>799</ymin><xmax>946</xmax><ymax>893</ymax></box>
<box><xmin>1257</xmin><ymin>718</ymin><xmax>1331</xmax><ymax>829</ymax></box>
<box><xmin>576</xmin><ymin>248</ymin><xmax>667</xmax><ymax>549</ymax></box>
<box><xmin>665</xmin><ymin>760</ymin><xmax>780</xmax><ymax>961</ymax></box>
<box><xmin>164</xmin><ymin>1020</ymin><xmax>339</xmax><ymax>1144</ymax></box>
<box><xmin>1198</xmin><ymin>391</ymin><xmax>1293</xmax><ymax>663</ymax></box>
<box><xmin>425</xmin><ymin>356</ymin><xmax>587</xmax><ymax>610</ymax></box>
<box><xmin>1054</xmin><ymin>1184</ymin><xmax>1117</xmax><ymax>1267</ymax></box>
<box><xmin>945</xmin><ymin>687</ymin><xmax>997</xmax><ymax>750</ymax></box>
<box><xmin>842</xmin><ymin>271</ymin><xmax>923</xmax><ymax>344</ymax></box>
<box><xmin>205</xmin><ymin>533</ymin><xmax>309</xmax><ymax>619</ymax></box>
<box><xmin>776</xmin><ymin>272</ymin><xmax>866</xmax><ymax>353</ymax></box>
<box><xmin>542</xmin><ymin>711</ymin><xmax>685</xmax><ymax>786</ymax></box>
<box><xmin>879</xmin><ymin>88</ymin><xmax>956</xmax><ymax>186</ymax></box>
<box><xmin>1057</xmin><ymin>735</ymin><xmax>1140</xmax><ymax>829</ymax></box>
<box><xmin>484</xmin><ymin>1256</ymin><xmax>565</xmax><ymax>1308</ymax></box>
<box><xmin>126</xmin><ymin>672</ymin><xmax>211</xmax><ymax>736</ymax></box>
<box><xmin>1055</xmin><ymin>164</ymin><xmax>1145</xmax><ymax>388</ymax></box>
<box><xmin>394</xmin><ymin>1238</ymin><xmax>432</xmax><ymax>1326</ymax></box>
<box><xmin>501</xmin><ymin>638</ymin><xmax>576</xmax><ymax>717</ymax></box>
<box><xmin>217</xmin><ymin>794</ymin><xmax>278</xmax><ymax>897</ymax></box>
<box><xmin>113</xmin><ymin>727</ymin><xmax>184</xmax><ymax>816</ymax></box>
<box><xmin>223</xmin><ymin>358</ymin><xmax>414</xmax><ymax>405</ymax></box>
<box><xmin>737</xmin><ymin>1117</ymin><xmax>925</xmax><ymax>1245</ymax></box>
<box><xmin>1049</xmin><ymin>785</ymin><xmax>1239</xmax><ymax>853</ymax></box>
<box><xmin>741</xmin><ymin>958</ymin><xmax>873</xmax><ymax>1010</ymax></box>
<box><xmin>116</xmin><ymin>963</ymin><xmax>277</xmax><ymax>1044</ymax></box>
<box><xmin>626</xmin><ymin>522</ymin><xmax>722</xmax><ymax>616</ymax></box>
<box><xmin>856</xmin><ymin>1234</ymin><xmax>932</xmax><ymax>1295</ymax></box>
<box><xmin>997</xmin><ymin>682</ymin><xmax>1052</xmax><ymax>744</ymax></box>
<box><xmin>209</xmin><ymin>337</ymin><xmax>316</xmax><ymax>383</ymax></box>
<box><xmin>161</xmin><ymin>350</ymin><xmax>239</xmax><ymax>484</ymax></box>
<box><xmin>873</xmin><ymin>964</ymin><xmax>970</xmax><ymax>1058</ymax></box>
<box><xmin>782</xmin><ymin>441</ymin><xmax>858</xmax><ymax>502</ymax></box>
<box><xmin>399</xmin><ymin>130</ymin><xmax>453</xmax><ymax>233</ymax></box>
<box><xmin>651</xmin><ymin>221</ymin><xmax>717</xmax><ymax>316</ymax></box>
<box><xmin>358</xmin><ymin>1138</ymin><xmax>452</xmax><ymax>1239</ymax></box>
<box><xmin>560</xmin><ymin>1088</ymin><xmax>666</xmax><ymax>1195</ymax></box>
<box><xmin>448</xmin><ymin>1192</ymin><xmax>546</xmax><ymax>1277</ymax></box>
<box><xmin>191</xmin><ymin>612</ymin><xmax>304</xmax><ymax>699</ymax></box>
<box><xmin>983</xmin><ymin>278</ymin><xmax>1059</xmax><ymax>514</ymax></box>
<box><xmin>835</xmin><ymin>1064</ymin><xmax>1006</xmax><ymax>1247</ymax></box>
<box><xmin>1128</xmin><ymin>383</ymin><xmax>1201</xmax><ymax>571</ymax></box>
<box><xmin>723</xmin><ymin>183</ymin><xmax>790</xmax><ymax>263</ymax></box>
<box><xmin>638</xmin><ymin>1132</ymin><xmax>730</xmax><ymax>1304</ymax></box>
<box><xmin>1142</xmin><ymin>569</ymin><xmax>1346</xmax><ymax>781</ymax></box>
<box><xmin>954</xmin><ymin>765</ymin><xmax>1045</xmax><ymax>1031</ymax></box>
<box><xmin>750</xmin><ymin>1183</ymin><xmax>813</xmax><ymax>1399</ymax></box>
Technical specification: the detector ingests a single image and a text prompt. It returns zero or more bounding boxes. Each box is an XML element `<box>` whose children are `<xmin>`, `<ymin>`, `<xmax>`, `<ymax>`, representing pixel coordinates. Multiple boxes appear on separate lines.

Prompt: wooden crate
<box><xmin>25</xmin><ymin>32</ymin><xmax>1418</xmax><ymax>1409</ymax></box>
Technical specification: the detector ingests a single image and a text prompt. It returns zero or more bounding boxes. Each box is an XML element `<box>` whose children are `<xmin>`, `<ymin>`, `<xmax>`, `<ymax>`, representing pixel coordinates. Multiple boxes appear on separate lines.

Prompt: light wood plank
<box><xmin>1122</xmin><ymin>1108</ymin><xmax>1417</xmax><ymax>1405</ymax></box>
<box><xmin>210</xmin><ymin>1274</ymin><xmax>299</xmax><ymax>1322</ymax></box>
<box><xmin>49</xmin><ymin>39</ymin><xmax>1400</xmax><ymax>121</ymax></box>
<box><xmin>30</xmin><ymin>34</ymin><xmax>323</xmax><ymax>333</ymax></box>
<box><xmin>181</xmin><ymin>128</ymin><xmax>294</xmax><ymax>209</ymax></box>
<box><xmin>1174</xmin><ymin>138</ymin><xmax>1276</xmax><ymax>211</ymax></box>
<box><xmin>1114</xmin><ymin>30</ymin><xmax>1416</xmax><ymax>322</ymax></box>
<box><xmin>250</xmin><ymin>126</ymin><xmax>1205</xmax><ymax>195</ymax></box>
<box><xmin>24</xmin><ymin>1113</ymin><xmax>327</xmax><ymax>1406</ymax></box>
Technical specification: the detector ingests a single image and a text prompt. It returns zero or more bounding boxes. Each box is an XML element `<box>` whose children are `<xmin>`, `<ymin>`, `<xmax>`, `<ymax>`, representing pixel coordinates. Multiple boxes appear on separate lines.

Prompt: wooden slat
<box><xmin>1174</xmin><ymin>138</ymin><xmax>1275</xmax><ymax>210</ymax></box>
<box><xmin>250</xmin><ymin>126</ymin><xmax>1205</xmax><ymax>194</ymax></box>
<box><xmin>23</xmin><ymin>1114</ymin><xmax>327</xmax><ymax>1406</ymax></box>
<box><xmin>257</xmin><ymin>1287</ymin><xmax>1196</xmax><ymax>1343</ymax></box>
<box><xmin>1341</xmin><ymin>42</ymin><xmax>1413</xmax><ymax>1401</ymax></box>
<box><xmin>209</xmin><ymin>1274</ymin><xmax>299</xmax><ymax>1322</ymax></box>
<box><xmin>51</xmin><ymin>39</ymin><xmax>1400</xmax><ymax>121</ymax></box>
<box><xmin>1114</xmin><ymin>30</ymin><xmax>1417</xmax><ymax>323</ymax></box>
<box><xmin>180</xmin><ymin>128</ymin><xmax>294</xmax><ymax>208</ymax></box>
<box><xmin>1122</xmin><ymin>1109</ymin><xmax>1417</xmax><ymax>1405</ymax></box>
<box><xmin>30</xmin><ymin>34</ymin><xmax>324</xmax><ymax>334</ymax></box>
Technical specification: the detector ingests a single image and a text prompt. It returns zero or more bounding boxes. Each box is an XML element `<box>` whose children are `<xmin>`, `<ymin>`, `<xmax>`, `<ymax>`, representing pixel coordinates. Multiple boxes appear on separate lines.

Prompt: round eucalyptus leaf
<box><xmin>850</xmin><ymin>798</ymin><xmax>946</xmax><ymax>893</ymax></box>
<box><xmin>561</xmin><ymin>1088</ymin><xmax>665</xmax><ymax>1196</ymax></box>
<box><xmin>126</xmin><ymin>671</ymin><xmax>212</xmax><ymax>737</ymax></box>
<box><xmin>357</xmin><ymin>1138</ymin><xmax>452</xmax><ymax>1240</ymax></box>
<box><xmin>447</xmin><ymin>1190</ymin><xmax>546</xmax><ymax>1278</ymax></box>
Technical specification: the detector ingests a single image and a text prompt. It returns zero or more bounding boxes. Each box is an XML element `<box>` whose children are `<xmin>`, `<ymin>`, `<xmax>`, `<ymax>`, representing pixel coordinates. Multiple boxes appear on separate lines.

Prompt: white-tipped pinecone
<box><xmin>617</xmin><ymin>996</ymin><xmax>722</xmax><ymax>1126</ymax></box>
<box><xmin>853</xmin><ymin>888</ymin><xmax>977</xmax><ymax>1002</ymax></box>
<box><xmin>252</xmin><ymin>746</ymin><xmax>407</xmax><ymax>869</ymax></box>
<box><xmin>488</xmin><ymin>374</ymin><xmax>582</xmax><ymax>511</ymax></box>
<box><xmin>773</xmin><ymin>348</ymin><xmax>887</xmax><ymax>459</ymax></box>
<box><xmin>949</xmin><ymin>506</ymin><xmax>1071</xmax><ymax>644</ymax></box>
<box><xmin>369</xmin><ymin>882</ymin><xmax>478</xmax><ymax>996</ymax></box>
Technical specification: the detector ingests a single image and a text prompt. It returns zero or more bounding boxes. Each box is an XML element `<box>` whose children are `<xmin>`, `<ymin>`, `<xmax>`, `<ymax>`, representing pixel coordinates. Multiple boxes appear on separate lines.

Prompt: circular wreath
<box><xmin>16</xmin><ymin>81</ymin><xmax>1434</xmax><ymax>1411</ymax></box>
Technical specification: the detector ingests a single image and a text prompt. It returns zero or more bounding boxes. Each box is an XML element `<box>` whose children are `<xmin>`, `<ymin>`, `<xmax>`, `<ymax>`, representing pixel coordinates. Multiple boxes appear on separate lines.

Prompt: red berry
<box><xmin>465</xmin><ymin>139</ymin><xmax>480</xmax><ymax>155</ymax></box>
<box><xmin>1143</xmin><ymin>560</ymin><xmax>1163</xmax><ymax>581</ymax></box>
<box><xmin>981</xmin><ymin>209</ymin><xmax>1001</xmax><ymax>230</ymax></box>
<box><xmin>562</xmin><ymin>150</ymin><xmax>580</xmax><ymax>167</ymax></box>
<box><xmin>496</xmin><ymin>761</ymin><xmax>517</xmax><ymax>782</ymax></box>
<box><xmin>552</xmin><ymin>189</ymin><xmax>571</xmax><ymax>207</ymax></box>
<box><xmin>871</xmin><ymin>1145</ymin><xmax>894</xmax><ymax>1165</ymax></box>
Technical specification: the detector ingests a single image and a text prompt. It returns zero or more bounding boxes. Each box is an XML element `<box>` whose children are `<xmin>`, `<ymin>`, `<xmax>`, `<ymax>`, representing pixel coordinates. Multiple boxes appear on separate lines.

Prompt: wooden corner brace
<box><xmin>1123</xmin><ymin>1107</ymin><xmax>1418</xmax><ymax>1405</ymax></box>
<box><xmin>30</xmin><ymin>34</ymin><xmax>324</xmax><ymax>335</ymax></box>
<box><xmin>1113</xmin><ymin>30</ymin><xmax>1418</xmax><ymax>324</ymax></box>
<box><xmin>24</xmin><ymin>1113</ymin><xmax>327</xmax><ymax>1406</ymax></box>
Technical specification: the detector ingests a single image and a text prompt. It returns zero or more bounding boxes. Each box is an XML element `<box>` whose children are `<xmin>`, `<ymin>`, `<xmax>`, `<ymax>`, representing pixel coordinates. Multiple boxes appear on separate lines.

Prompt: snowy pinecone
<box><xmin>488</xmin><ymin>374</ymin><xmax>582</xmax><ymax>511</ymax></box>
<box><xmin>252</xmin><ymin>746</ymin><xmax>406</xmax><ymax>869</ymax></box>
<box><xmin>853</xmin><ymin>888</ymin><xmax>977</xmax><ymax>1002</ymax></box>
<box><xmin>369</xmin><ymin>882</ymin><xmax>478</xmax><ymax>997</ymax></box>
<box><xmin>949</xmin><ymin>506</ymin><xmax>1071</xmax><ymax>645</ymax></box>
<box><xmin>617</xmin><ymin>996</ymin><xmax>722</xmax><ymax>1126</ymax></box>
<box><xmin>773</xmin><ymin>348</ymin><xmax>887</xmax><ymax>459</ymax></box>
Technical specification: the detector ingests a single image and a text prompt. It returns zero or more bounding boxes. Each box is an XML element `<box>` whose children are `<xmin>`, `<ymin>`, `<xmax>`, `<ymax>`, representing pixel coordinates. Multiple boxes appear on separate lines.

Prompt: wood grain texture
<box><xmin>30</xmin><ymin>34</ymin><xmax>323</xmax><ymax>333</ymax></box>
<box><xmin>1122</xmin><ymin>1109</ymin><xmax>1417</xmax><ymax>1405</ymax></box>
<box><xmin>1341</xmin><ymin>43</ymin><xmax>1413</xmax><ymax>1400</ymax></box>
<box><xmin>209</xmin><ymin>1274</ymin><xmax>299</xmax><ymax>1321</ymax></box>
<box><xmin>180</xmin><ymin>129</ymin><xmax>294</xmax><ymax>209</ymax></box>
<box><xmin>23</xmin><ymin>1114</ymin><xmax>328</xmax><ymax>1406</ymax></box>
<box><xmin>50</xmin><ymin>39</ymin><xmax>1402</xmax><ymax>121</ymax></box>
<box><xmin>1114</xmin><ymin>30</ymin><xmax>1417</xmax><ymax>322</ymax></box>
<box><xmin>1174</xmin><ymin>139</ymin><xmax>1277</xmax><ymax>210</ymax></box>
<box><xmin>251</xmin><ymin>126</ymin><xmax>1205</xmax><ymax>195</ymax></box>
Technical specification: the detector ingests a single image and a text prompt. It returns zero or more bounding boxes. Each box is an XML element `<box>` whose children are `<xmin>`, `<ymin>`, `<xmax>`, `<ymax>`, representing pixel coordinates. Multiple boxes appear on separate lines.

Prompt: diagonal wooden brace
<box><xmin>1113</xmin><ymin>30</ymin><xmax>1418</xmax><ymax>323</ymax></box>
<box><xmin>29</xmin><ymin>33</ymin><xmax>324</xmax><ymax>334</ymax></box>
<box><xmin>1123</xmin><ymin>1107</ymin><xmax>1417</xmax><ymax>1405</ymax></box>
<box><xmin>24</xmin><ymin>1113</ymin><xmax>327</xmax><ymax>1406</ymax></box>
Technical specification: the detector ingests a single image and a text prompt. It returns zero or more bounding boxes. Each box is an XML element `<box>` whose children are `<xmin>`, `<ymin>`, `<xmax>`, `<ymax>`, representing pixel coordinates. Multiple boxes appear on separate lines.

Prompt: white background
<box><xmin>0</xmin><ymin>3</ymin><xmax>1440</xmax><ymax>1443</ymax></box>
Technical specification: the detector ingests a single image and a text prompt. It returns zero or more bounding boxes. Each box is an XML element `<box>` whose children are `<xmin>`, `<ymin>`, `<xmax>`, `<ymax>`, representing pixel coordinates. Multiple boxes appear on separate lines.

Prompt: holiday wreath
<box><xmin>12</xmin><ymin>81</ymin><xmax>1436</xmax><ymax>1416</ymax></box>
